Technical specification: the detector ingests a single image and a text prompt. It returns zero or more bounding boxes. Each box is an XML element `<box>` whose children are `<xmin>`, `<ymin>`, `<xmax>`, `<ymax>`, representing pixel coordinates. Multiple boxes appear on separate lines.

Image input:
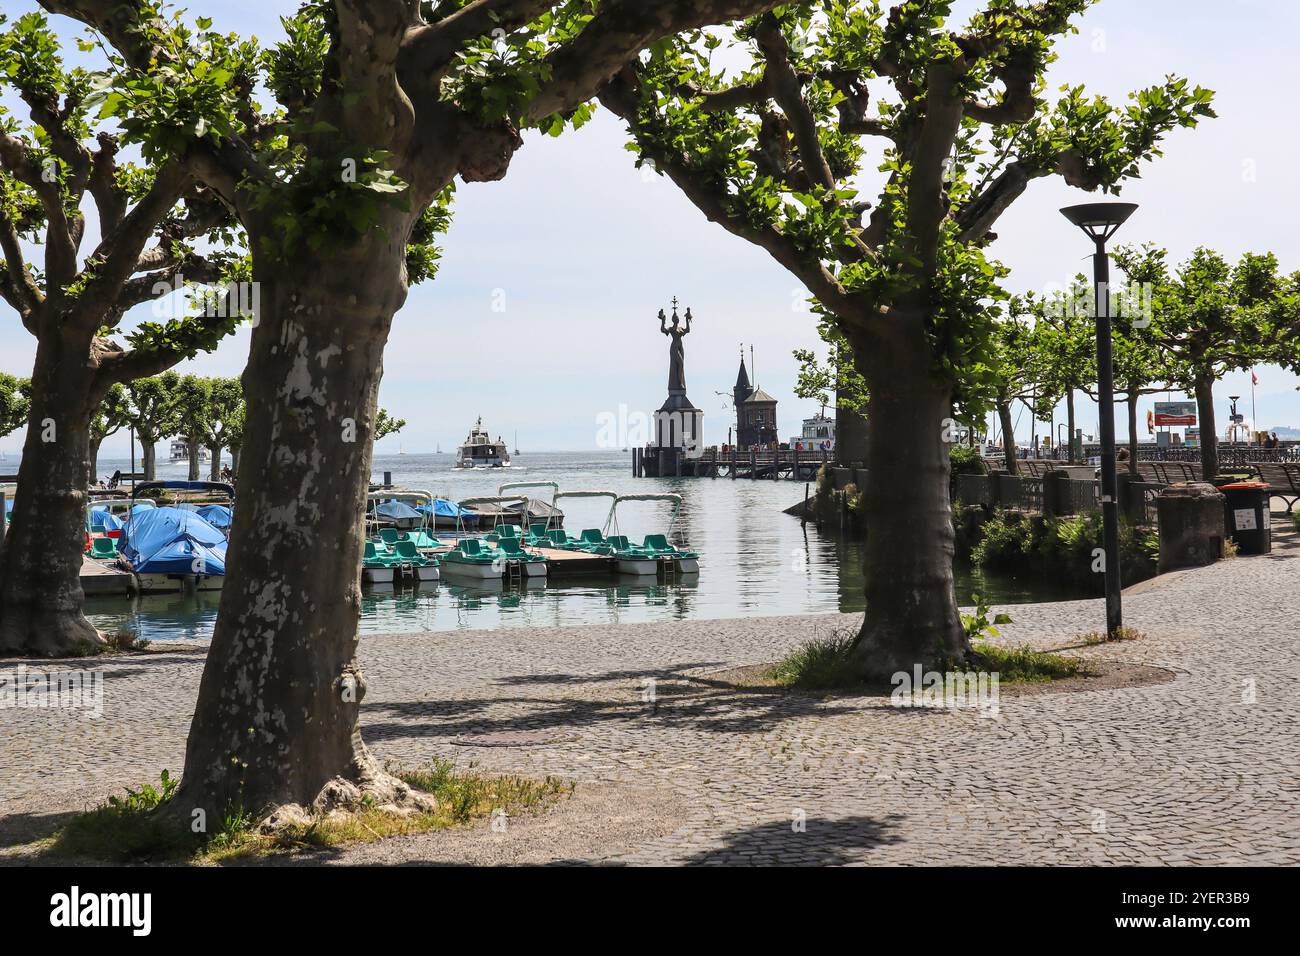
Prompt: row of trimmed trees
<box><xmin>986</xmin><ymin>246</ymin><xmax>1300</xmax><ymax>479</ymax></box>
<box><xmin>0</xmin><ymin>0</ymin><xmax>1284</xmax><ymax>837</ymax></box>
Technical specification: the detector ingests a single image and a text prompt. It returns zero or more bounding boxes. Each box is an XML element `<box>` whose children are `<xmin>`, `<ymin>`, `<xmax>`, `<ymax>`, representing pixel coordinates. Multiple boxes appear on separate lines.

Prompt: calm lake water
<box><xmin>73</xmin><ymin>451</ymin><xmax>1086</xmax><ymax>641</ymax></box>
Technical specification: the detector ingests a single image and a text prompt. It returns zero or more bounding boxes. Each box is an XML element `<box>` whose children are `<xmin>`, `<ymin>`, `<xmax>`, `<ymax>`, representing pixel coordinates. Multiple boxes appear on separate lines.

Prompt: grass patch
<box><xmin>970</xmin><ymin>643</ymin><xmax>1084</xmax><ymax>683</ymax></box>
<box><xmin>73</xmin><ymin>627</ymin><xmax>151</xmax><ymax>656</ymax></box>
<box><xmin>767</xmin><ymin>629</ymin><xmax>1085</xmax><ymax>689</ymax></box>
<box><xmin>49</xmin><ymin>761</ymin><xmax>572</xmax><ymax>863</ymax></box>
<box><xmin>768</xmin><ymin>631</ymin><xmax>858</xmax><ymax>689</ymax></box>
<box><xmin>1081</xmin><ymin>626</ymin><xmax>1146</xmax><ymax>645</ymax></box>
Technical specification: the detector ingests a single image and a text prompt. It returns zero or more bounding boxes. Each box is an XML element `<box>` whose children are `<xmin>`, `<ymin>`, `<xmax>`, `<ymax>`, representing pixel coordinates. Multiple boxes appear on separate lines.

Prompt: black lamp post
<box><xmin>1060</xmin><ymin>201</ymin><xmax>1138</xmax><ymax>637</ymax></box>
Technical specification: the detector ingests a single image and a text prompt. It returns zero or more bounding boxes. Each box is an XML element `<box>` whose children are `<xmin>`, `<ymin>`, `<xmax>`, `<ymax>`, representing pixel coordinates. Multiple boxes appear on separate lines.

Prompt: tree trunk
<box><xmin>89</xmin><ymin>436</ymin><xmax>103</xmax><ymax>486</ymax></box>
<box><xmin>187</xmin><ymin>439</ymin><xmax>200</xmax><ymax>481</ymax></box>
<box><xmin>1194</xmin><ymin>375</ymin><xmax>1218</xmax><ymax>479</ymax></box>
<box><xmin>140</xmin><ymin>439</ymin><xmax>156</xmax><ymax>480</ymax></box>
<box><xmin>998</xmin><ymin>400</ymin><xmax>1017</xmax><ymax>474</ymax></box>
<box><xmin>229</xmin><ymin>446</ymin><xmax>240</xmax><ymax>477</ymax></box>
<box><xmin>1066</xmin><ymin>390</ymin><xmax>1077</xmax><ymax>463</ymax></box>
<box><xmin>1126</xmin><ymin>393</ymin><xmax>1139</xmax><ymax>475</ymax></box>
<box><xmin>0</xmin><ymin>335</ymin><xmax>103</xmax><ymax>656</ymax></box>
<box><xmin>843</xmin><ymin>317</ymin><xmax>966</xmax><ymax>679</ymax></box>
<box><xmin>835</xmin><ymin>384</ymin><xmax>868</xmax><ymax>466</ymax></box>
<box><xmin>169</xmin><ymin>241</ymin><xmax>431</xmax><ymax>823</ymax></box>
<box><xmin>208</xmin><ymin>442</ymin><xmax>222</xmax><ymax>481</ymax></box>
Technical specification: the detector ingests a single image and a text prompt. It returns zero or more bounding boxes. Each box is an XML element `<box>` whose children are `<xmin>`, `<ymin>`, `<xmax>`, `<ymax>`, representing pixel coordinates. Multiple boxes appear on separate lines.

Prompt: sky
<box><xmin>1</xmin><ymin>0</ymin><xmax>1297</xmax><ymax>457</ymax></box>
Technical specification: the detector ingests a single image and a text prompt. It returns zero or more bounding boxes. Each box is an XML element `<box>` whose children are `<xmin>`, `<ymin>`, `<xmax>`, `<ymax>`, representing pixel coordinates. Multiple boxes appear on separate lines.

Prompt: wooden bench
<box><xmin>1254</xmin><ymin>463</ymin><xmax>1300</xmax><ymax>512</ymax></box>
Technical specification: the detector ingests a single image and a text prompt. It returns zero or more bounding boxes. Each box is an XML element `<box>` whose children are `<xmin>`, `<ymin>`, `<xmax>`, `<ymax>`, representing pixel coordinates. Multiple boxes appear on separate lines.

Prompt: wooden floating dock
<box><xmin>634</xmin><ymin>446</ymin><xmax>830</xmax><ymax>480</ymax></box>
<box><xmin>80</xmin><ymin>555</ymin><xmax>137</xmax><ymax>596</ymax></box>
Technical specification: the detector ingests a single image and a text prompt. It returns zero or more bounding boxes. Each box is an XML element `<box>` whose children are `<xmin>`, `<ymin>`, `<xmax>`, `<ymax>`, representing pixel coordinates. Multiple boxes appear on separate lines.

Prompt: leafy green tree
<box><xmin>41</xmin><ymin>0</ymin><xmax>787</xmax><ymax>823</ymax></box>
<box><xmin>982</xmin><ymin>317</ymin><xmax>1043</xmax><ymax>474</ymax></box>
<box><xmin>169</xmin><ymin>374</ymin><xmax>211</xmax><ymax>481</ymax></box>
<box><xmin>793</xmin><ymin>318</ymin><xmax>868</xmax><ymax>462</ymax></box>
<box><xmin>201</xmin><ymin>377</ymin><xmax>243</xmax><ymax>480</ymax></box>
<box><xmin>88</xmin><ymin>383</ymin><xmax>130</xmax><ymax>483</ymax></box>
<box><xmin>1097</xmin><ymin>253</ymin><xmax>1169</xmax><ymax>472</ymax></box>
<box><xmin>1013</xmin><ymin>278</ymin><xmax>1096</xmax><ymax>463</ymax></box>
<box><xmin>0</xmin><ymin>373</ymin><xmax>30</xmax><ymax>439</ymax></box>
<box><xmin>0</xmin><ymin>12</ymin><xmax>244</xmax><ymax>655</ymax></box>
<box><xmin>374</xmin><ymin>407</ymin><xmax>405</xmax><ymax>442</ymax></box>
<box><xmin>124</xmin><ymin>372</ymin><xmax>182</xmax><ymax>481</ymax></box>
<box><xmin>1114</xmin><ymin>244</ymin><xmax>1287</xmax><ymax>478</ymax></box>
<box><xmin>603</xmin><ymin>0</ymin><xmax>1212</xmax><ymax>676</ymax></box>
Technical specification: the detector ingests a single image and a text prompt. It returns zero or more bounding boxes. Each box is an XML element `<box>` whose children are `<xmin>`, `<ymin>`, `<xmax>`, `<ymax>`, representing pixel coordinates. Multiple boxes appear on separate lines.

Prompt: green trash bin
<box><xmin>1219</xmin><ymin>481</ymin><xmax>1271</xmax><ymax>555</ymax></box>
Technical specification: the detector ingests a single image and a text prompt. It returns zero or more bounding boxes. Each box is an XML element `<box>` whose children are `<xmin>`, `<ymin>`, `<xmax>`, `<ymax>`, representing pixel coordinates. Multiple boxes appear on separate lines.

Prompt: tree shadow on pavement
<box><xmin>680</xmin><ymin>814</ymin><xmax>905</xmax><ymax>865</ymax></box>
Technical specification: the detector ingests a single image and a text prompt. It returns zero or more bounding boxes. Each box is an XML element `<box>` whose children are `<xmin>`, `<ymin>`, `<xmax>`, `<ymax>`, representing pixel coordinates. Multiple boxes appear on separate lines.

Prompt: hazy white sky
<box><xmin>2</xmin><ymin>0</ymin><xmax>1297</xmax><ymax>456</ymax></box>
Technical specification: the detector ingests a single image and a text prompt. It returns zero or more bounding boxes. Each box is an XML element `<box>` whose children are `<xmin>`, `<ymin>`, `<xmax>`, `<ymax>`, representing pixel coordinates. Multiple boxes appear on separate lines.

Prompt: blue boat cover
<box><xmin>375</xmin><ymin>500</ymin><xmax>423</xmax><ymax>521</ymax></box>
<box><xmin>89</xmin><ymin>509</ymin><xmax>125</xmax><ymax>531</ymax></box>
<box><xmin>196</xmin><ymin>504</ymin><xmax>233</xmax><ymax>529</ymax></box>
<box><xmin>416</xmin><ymin>499</ymin><xmax>476</xmax><ymax>520</ymax></box>
<box><xmin>121</xmin><ymin>507</ymin><xmax>227</xmax><ymax>575</ymax></box>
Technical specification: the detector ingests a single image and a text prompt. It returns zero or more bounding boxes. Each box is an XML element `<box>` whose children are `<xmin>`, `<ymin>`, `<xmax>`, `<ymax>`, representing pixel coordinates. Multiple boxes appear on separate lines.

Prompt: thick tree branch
<box><xmin>601</xmin><ymin>69</ymin><xmax>856</xmax><ymax>324</ymax></box>
<box><xmin>754</xmin><ymin>16</ymin><xmax>834</xmax><ymax>192</ymax></box>
<box><xmin>0</xmin><ymin>203</ymin><xmax>43</xmax><ymax>328</ymax></box>
<box><xmin>525</xmin><ymin>0</ymin><xmax>782</xmax><ymax>121</ymax></box>
<box><xmin>0</xmin><ymin>129</ymin><xmax>79</xmax><ymax>288</ymax></box>
<box><xmin>66</xmin><ymin>161</ymin><xmax>190</xmax><ymax>331</ymax></box>
<box><xmin>88</xmin><ymin>133</ymin><xmax>128</xmax><ymax>235</ymax></box>
<box><xmin>401</xmin><ymin>0</ymin><xmax>553</xmax><ymax>79</ymax></box>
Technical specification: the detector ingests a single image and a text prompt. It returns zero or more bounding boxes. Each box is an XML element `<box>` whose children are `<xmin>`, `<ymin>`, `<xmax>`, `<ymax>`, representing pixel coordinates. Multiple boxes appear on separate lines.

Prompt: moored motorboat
<box><xmin>120</xmin><ymin>481</ymin><xmax>235</xmax><ymax>593</ymax></box>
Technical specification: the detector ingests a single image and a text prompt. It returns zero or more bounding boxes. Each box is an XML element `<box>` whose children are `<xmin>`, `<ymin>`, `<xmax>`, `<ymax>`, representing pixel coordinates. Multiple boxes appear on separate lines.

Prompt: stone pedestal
<box><xmin>1156</xmin><ymin>482</ymin><xmax>1225</xmax><ymax>572</ymax></box>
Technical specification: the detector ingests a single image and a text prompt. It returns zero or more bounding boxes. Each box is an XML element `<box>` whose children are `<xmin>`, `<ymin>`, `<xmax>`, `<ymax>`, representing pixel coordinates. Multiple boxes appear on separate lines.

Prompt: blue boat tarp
<box><xmin>196</xmin><ymin>504</ymin><xmax>233</xmax><ymax>529</ymax></box>
<box><xmin>122</xmin><ymin>507</ymin><xmax>227</xmax><ymax>576</ymax></box>
<box><xmin>89</xmin><ymin>509</ymin><xmax>125</xmax><ymax>531</ymax></box>
<box><xmin>374</xmin><ymin>500</ymin><xmax>423</xmax><ymax>521</ymax></box>
<box><xmin>417</xmin><ymin>499</ymin><xmax>475</xmax><ymax>520</ymax></box>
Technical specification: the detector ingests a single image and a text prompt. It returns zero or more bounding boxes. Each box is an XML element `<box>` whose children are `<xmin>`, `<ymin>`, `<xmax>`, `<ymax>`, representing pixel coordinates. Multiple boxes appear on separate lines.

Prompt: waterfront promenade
<box><xmin>2</xmin><ymin>527</ymin><xmax>1298</xmax><ymax>865</ymax></box>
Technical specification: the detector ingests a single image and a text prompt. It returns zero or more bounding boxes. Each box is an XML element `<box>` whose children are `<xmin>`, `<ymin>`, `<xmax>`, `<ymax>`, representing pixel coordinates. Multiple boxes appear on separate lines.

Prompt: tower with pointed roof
<box><xmin>734</xmin><ymin>347</ymin><xmax>779</xmax><ymax>448</ymax></box>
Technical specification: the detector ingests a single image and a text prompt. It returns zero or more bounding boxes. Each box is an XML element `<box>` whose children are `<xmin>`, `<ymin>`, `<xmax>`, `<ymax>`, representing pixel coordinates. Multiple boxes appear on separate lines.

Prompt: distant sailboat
<box><xmin>436</xmin><ymin>443</ymin><xmax>442</xmax><ymax>454</ymax></box>
<box><xmin>513</xmin><ymin>431</ymin><xmax>520</xmax><ymax>456</ymax></box>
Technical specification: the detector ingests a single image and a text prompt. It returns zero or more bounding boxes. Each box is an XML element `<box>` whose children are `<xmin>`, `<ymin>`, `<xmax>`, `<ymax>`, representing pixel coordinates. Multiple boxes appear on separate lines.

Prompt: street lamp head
<box><xmin>1060</xmin><ymin>202</ymin><xmax>1139</xmax><ymax>243</ymax></box>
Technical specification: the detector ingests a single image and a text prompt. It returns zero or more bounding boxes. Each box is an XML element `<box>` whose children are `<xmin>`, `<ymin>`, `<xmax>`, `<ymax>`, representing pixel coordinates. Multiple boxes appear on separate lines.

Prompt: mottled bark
<box><xmin>0</xmin><ymin>335</ymin><xmax>102</xmax><ymax>656</ymax></box>
<box><xmin>170</xmin><ymin>235</ymin><xmax>430</xmax><ymax>823</ymax></box>
<box><xmin>187</xmin><ymin>440</ymin><xmax>200</xmax><ymax>482</ymax></box>
<box><xmin>845</xmin><ymin>317</ymin><xmax>967</xmax><ymax>679</ymax></box>
<box><xmin>89</xmin><ymin>435</ymin><xmax>103</xmax><ymax>485</ymax></box>
<box><xmin>1126</xmin><ymin>394</ymin><xmax>1139</xmax><ymax>475</ymax></box>
<box><xmin>1066</xmin><ymin>390</ymin><xmax>1077</xmax><ymax>463</ymax></box>
<box><xmin>139</xmin><ymin>438</ymin><xmax>156</xmax><ymax>480</ymax></box>
<box><xmin>835</xmin><ymin>387</ymin><xmax>869</xmax><ymax>466</ymax></box>
<box><xmin>207</xmin><ymin>442</ymin><xmax>221</xmax><ymax>481</ymax></box>
<box><xmin>1194</xmin><ymin>374</ymin><xmax>1218</xmax><ymax>480</ymax></box>
<box><xmin>998</xmin><ymin>400</ymin><xmax>1017</xmax><ymax>474</ymax></box>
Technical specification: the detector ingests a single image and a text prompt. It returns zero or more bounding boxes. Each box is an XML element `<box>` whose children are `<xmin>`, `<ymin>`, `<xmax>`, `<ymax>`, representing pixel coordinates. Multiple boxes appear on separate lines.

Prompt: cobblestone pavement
<box><xmin>2</xmin><ymin>530</ymin><xmax>1299</xmax><ymax>865</ymax></box>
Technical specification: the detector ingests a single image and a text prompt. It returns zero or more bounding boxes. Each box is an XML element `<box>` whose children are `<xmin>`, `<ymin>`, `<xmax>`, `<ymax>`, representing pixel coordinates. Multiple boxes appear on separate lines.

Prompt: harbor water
<box><xmin>72</xmin><ymin>450</ymin><xmax>1087</xmax><ymax>641</ymax></box>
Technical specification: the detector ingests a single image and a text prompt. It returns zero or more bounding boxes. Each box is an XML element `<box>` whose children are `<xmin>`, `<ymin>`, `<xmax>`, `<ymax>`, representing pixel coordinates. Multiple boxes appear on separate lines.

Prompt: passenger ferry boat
<box><xmin>169</xmin><ymin>439</ymin><xmax>210</xmax><ymax>462</ymax></box>
<box><xmin>454</xmin><ymin>417</ymin><xmax>512</xmax><ymax>469</ymax></box>
<box><xmin>789</xmin><ymin>412</ymin><xmax>836</xmax><ymax>452</ymax></box>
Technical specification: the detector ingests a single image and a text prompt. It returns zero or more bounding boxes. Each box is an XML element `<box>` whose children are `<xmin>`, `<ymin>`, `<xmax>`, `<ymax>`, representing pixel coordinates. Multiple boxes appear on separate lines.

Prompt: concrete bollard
<box><xmin>1156</xmin><ymin>482</ymin><xmax>1225</xmax><ymax>572</ymax></box>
